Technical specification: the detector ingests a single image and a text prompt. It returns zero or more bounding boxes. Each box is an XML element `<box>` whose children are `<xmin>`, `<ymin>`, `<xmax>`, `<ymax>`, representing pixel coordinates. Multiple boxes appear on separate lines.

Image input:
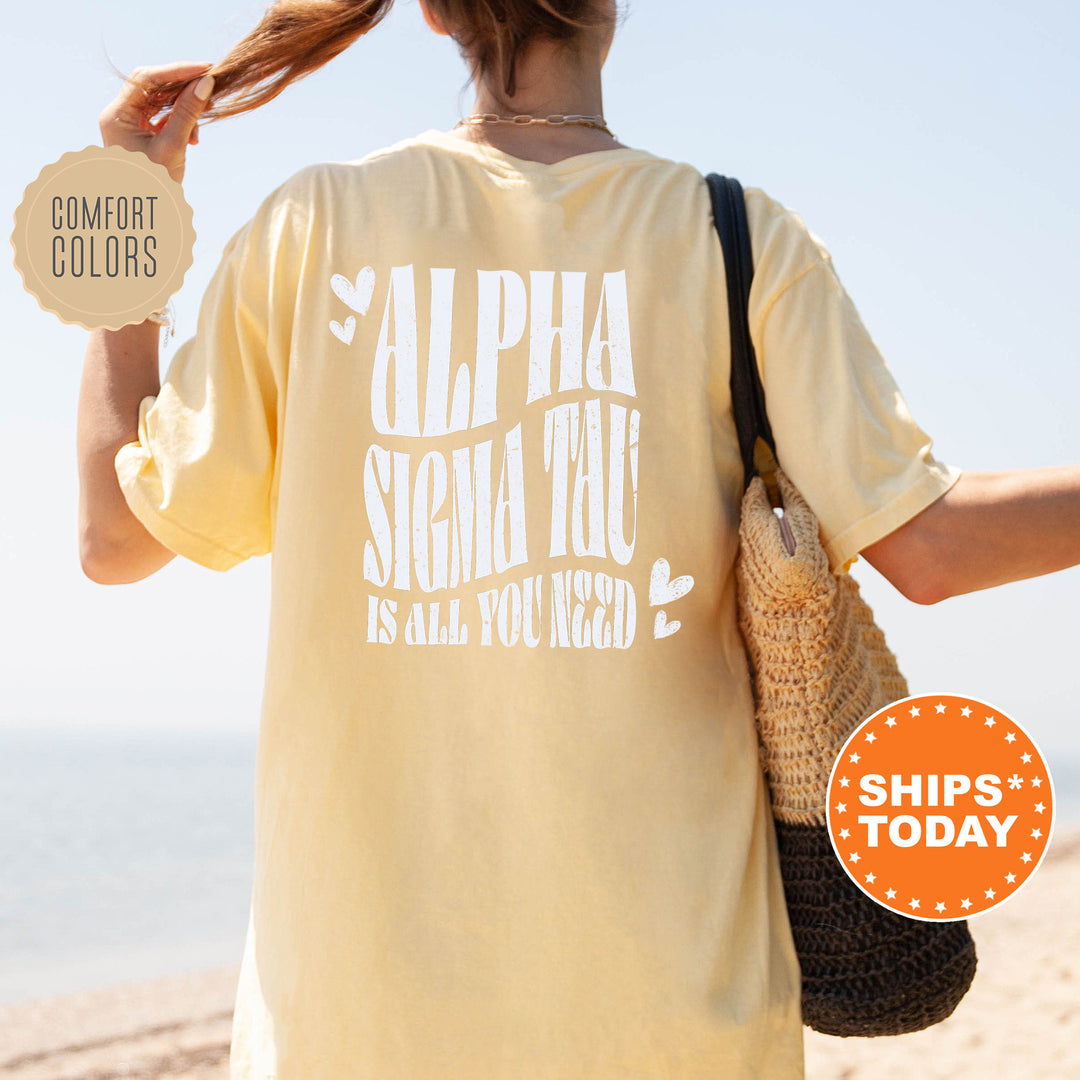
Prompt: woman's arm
<box><xmin>79</xmin><ymin>61</ymin><xmax>215</xmax><ymax>584</ymax></box>
<box><xmin>77</xmin><ymin>322</ymin><xmax>176</xmax><ymax>583</ymax></box>
<box><xmin>860</xmin><ymin>466</ymin><xmax>1080</xmax><ymax>604</ymax></box>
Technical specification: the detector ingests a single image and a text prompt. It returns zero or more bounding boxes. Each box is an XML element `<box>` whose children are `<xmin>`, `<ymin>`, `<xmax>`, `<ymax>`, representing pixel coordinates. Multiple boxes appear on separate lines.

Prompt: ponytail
<box><xmin>133</xmin><ymin>0</ymin><xmax>615</xmax><ymax>123</ymax></box>
<box><xmin>137</xmin><ymin>1</ymin><xmax>394</xmax><ymax>122</ymax></box>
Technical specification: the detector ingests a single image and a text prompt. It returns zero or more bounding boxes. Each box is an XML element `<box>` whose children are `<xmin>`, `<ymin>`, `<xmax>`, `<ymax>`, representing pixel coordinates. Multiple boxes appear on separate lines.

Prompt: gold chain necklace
<box><xmin>456</xmin><ymin>112</ymin><xmax>616</xmax><ymax>140</ymax></box>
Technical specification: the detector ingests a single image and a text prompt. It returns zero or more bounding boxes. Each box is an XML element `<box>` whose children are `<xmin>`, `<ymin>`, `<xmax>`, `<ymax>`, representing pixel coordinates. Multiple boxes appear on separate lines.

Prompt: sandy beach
<box><xmin>2</xmin><ymin>827</ymin><xmax>1078</xmax><ymax>1080</ymax></box>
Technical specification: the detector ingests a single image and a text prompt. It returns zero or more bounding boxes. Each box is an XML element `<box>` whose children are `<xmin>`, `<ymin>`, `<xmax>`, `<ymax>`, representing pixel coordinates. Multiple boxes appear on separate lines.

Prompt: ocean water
<box><xmin>1</xmin><ymin>725</ymin><xmax>1078</xmax><ymax>1008</ymax></box>
<box><xmin>0</xmin><ymin>726</ymin><xmax>257</xmax><ymax>1007</ymax></box>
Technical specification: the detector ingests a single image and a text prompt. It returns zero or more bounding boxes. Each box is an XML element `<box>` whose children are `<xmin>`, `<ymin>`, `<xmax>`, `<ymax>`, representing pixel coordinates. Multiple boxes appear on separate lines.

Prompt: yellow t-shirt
<box><xmin>115</xmin><ymin>128</ymin><xmax>961</xmax><ymax>1080</ymax></box>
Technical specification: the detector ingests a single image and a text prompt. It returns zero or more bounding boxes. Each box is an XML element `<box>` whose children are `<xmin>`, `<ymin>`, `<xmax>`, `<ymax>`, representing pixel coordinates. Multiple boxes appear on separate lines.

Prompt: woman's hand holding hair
<box><xmin>98</xmin><ymin>61</ymin><xmax>216</xmax><ymax>184</ymax></box>
<box><xmin>78</xmin><ymin>60</ymin><xmax>217</xmax><ymax>583</ymax></box>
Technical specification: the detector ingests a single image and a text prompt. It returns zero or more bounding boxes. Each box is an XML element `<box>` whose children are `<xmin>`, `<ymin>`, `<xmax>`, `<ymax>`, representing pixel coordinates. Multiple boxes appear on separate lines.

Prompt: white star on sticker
<box><xmin>839</xmin><ymin>776</ymin><xmax>850</xmax><ymax>788</ymax></box>
<box><xmin>909</xmin><ymin>898</ymin><xmax>920</xmax><ymax>910</ymax></box>
<box><xmin>909</xmin><ymin>706</ymin><xmax>921</xmax><ymax>717</ymax></box>
<box><xmin>984</xmin><ymin>888</ymin><xmax>996</xmax><ymax>899</ymax></box>
<box><xmin>960</xmin><ymin>706</ymin><xmax>972</xmax><ymax>717</ymax></box>
<box><xmin>984</xmin><ymin>716</ymin><xmax>996</xmax><ymax>728</ymax></box>
<box><xmin>835</xmin><ymin>802</ymin><xmax>847</xmax><ymax>814</ymax></box>
<box><xmin>886</xmin><ymin>888</ymin><xmax>897</xmax><ymax>900</ymax></box>
<box><xmin>1005</xmin><ymin>731</ymin><xmax>1017</xmax><ymax>743</ymax></box>
<box><xmin>960</xmin><ymin>898</ymin><xmax>972</xmax><ymax>910</ymax></box>
<box><xmin>839</xmin><ymin>828</ymin><xmax>850</xmax><ymax>839</ymax></box>
<box><xmin>1034</xmin><ymin>802</ymin><xmax>1046</xmax><ymax>813</ymax></box>
<box><xmin>849</xmin><ymin>851</ymin><xmax>861</xmax><ymax>864</ymax></box>
<box><xmin>865</xmin><ymin>731</ymin><xmax>877</xmax><ymax>743</ymax></box>
<box><xmin>935</xmin><ymin>901</ymin><xmax>946</xmax><ymax>912</ymax></box>
<box><xmin>1021</xmin><ymin>852</ymin><xmax>1033</xmax><ymax>864</ymax></box>
<box><xmin>865</xmin><ymin>872</ymin><xmax>876</xmax><ymax>884</ymax></box>
<box><xmin>1005</xmin><ymin>872</ymin><xmax>1016</xmax><ymax>884</ymax></box>
<box><xmin>1031</xmin><ymin>777</ymin><xmax>1043</xmax><ymax>788</ymax></box>
<box><xmin>885</xmin><ymin>716</ymin><xmax>897</xmax><ymax>727</ymax></box>
<box><xmin>1031</xmin><ymin>828</ymin><xmax>1042</xmax><ymax>840</ymax></box>
<box><xmin>935</xmin><ymin>703</ymin><xmax>947</xmax><ymax>714</ymax></box>
<box><xmin>1021</xmin><ymin>752</ymin><xmax>1032</xmax><ymax>764</ymax></box>
<box><xmin>849</xmin><ymin>752</ymin><xmax>861</xmax><ymax>764</ymax></box>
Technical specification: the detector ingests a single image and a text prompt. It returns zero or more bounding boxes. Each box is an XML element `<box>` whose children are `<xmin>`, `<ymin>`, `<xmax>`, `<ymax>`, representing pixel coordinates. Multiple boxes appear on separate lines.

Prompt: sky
<box><xmin>2</xmin><ymin>1</ymin><xmax>1079</xmax><ymax>768</ymax></box>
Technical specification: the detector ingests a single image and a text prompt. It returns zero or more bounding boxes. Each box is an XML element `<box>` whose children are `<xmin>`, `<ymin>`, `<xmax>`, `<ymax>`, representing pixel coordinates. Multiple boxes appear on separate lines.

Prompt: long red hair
<box><xmin>135</xmin><ymin>1</ymin><xmax>616</xmax><ymax>124</ymax></box>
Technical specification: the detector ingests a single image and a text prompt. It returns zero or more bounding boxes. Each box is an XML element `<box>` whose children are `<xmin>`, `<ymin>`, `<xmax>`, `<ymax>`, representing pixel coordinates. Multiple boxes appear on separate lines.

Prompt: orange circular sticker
<box><xmin>827</xmin><ymin>692</ymin><xmax>1055</xmax><ymax>921</ymax></box>
<box><xmin>11</xmin><ymin>145</ymin><xmax>195</xmax><ymax>330</ymax></box>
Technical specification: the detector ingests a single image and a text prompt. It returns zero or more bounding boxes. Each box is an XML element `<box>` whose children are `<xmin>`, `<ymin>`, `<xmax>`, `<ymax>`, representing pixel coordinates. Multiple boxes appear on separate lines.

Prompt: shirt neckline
<box><xmin>411</xmin><ymin>127</ymin><xmax>660</xmax><ymax>176</ymax></box>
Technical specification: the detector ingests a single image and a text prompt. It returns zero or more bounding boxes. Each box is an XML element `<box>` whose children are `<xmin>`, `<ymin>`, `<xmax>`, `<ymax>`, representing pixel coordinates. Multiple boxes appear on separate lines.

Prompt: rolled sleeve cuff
<box><xmin>114</xmin><ymin>441</ymin><xmax>251</xmax><ymax>573</ymax></box>
<box><xmin>823</xmin><ymin>459</ymin><xmax>963</xmax><ymax>574</ymax></box>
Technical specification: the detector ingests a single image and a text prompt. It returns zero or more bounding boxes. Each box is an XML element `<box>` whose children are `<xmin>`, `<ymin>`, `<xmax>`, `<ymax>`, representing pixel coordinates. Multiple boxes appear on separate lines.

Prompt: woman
<box><xmin>78</xmin><ymin>2</ymin><xmax>1080</xmax><ymax>1078</ymax></box>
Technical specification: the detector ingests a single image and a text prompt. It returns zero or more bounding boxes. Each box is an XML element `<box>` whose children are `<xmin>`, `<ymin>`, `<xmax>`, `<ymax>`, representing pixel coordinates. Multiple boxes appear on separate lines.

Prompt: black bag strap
<box><xmin>705</xmin><ymin>173</ymin><xmax>779</xmax><ymax>491</ymax></box>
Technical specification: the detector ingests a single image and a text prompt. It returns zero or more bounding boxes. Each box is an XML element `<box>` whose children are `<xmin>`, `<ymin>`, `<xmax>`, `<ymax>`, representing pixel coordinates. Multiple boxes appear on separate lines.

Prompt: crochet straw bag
<box><xmin>706</xmin><ymin>173</ymin><xmax>978</xmax><ymax>1036</ymax></box>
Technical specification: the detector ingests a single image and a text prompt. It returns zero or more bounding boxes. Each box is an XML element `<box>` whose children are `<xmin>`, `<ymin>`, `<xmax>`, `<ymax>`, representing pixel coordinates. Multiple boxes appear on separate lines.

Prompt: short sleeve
<box><xmin>746</xmin><ymin>196</ymin><xmax>962</xmax><ymax>573</ymax></box>
<box><xmin>114</xmin><ymin>189</ymin><xmax>295</xmax><ymax>572</ymax></box>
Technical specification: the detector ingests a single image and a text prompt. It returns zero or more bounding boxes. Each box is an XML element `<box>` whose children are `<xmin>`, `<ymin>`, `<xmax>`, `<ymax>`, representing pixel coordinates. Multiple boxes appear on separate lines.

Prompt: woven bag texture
<box><xmin>735</xmin><ymin>468</ymin><xmax>909</xmax><ymax>825</ymax></box>
<box><xmin>775</xmin><ymin>821</ymin><xmax>979</xmax><ymax>1035</ymax></box>
<box><xmin>735</xmin><ymin>466</ymin><xmax>977</xmax><ymax>1036</ymax></box>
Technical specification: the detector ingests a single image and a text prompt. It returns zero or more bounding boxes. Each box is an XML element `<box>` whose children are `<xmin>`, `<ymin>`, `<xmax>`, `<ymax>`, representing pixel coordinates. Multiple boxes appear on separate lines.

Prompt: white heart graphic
<box><xmin>653</xmin><ymin>611</ymin><xmax>681</xmax><ymax>639</ymax></box>
<box><xmin>649</xmin><ymin>558</ymin><xmax>695</xmax><ymax>607</ymax></box>
<box><xmin>329</xmin><ymin>316</ymin><xmax>356</xmax><ymax>345</ymax></box>
<box><xmin>331</xmin><ymin>267</ymin><xmax>375</xmax><ymax>315</ymax></box>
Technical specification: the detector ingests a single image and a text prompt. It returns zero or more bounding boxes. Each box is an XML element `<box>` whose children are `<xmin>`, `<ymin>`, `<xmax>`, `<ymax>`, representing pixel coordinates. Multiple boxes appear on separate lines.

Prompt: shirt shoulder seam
<box><xmin>752</xmin><ymin>256</ymin><xmax>829</xmax><ymax>341</ymax></box>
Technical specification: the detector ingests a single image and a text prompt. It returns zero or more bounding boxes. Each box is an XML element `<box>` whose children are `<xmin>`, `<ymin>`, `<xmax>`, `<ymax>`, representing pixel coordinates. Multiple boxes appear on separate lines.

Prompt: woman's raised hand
<box><xmin>98</xmin><ymin>61</ymin><xmax>216</xmax><ymax>184</ymax></box>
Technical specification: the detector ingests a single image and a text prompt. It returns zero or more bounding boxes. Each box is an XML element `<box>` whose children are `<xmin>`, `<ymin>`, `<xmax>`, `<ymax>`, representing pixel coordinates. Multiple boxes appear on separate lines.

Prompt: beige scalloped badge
<box><xmin>11</xmin><ymin>145</ymin><xmax>195</xmax><ymax>330</ymax></box>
